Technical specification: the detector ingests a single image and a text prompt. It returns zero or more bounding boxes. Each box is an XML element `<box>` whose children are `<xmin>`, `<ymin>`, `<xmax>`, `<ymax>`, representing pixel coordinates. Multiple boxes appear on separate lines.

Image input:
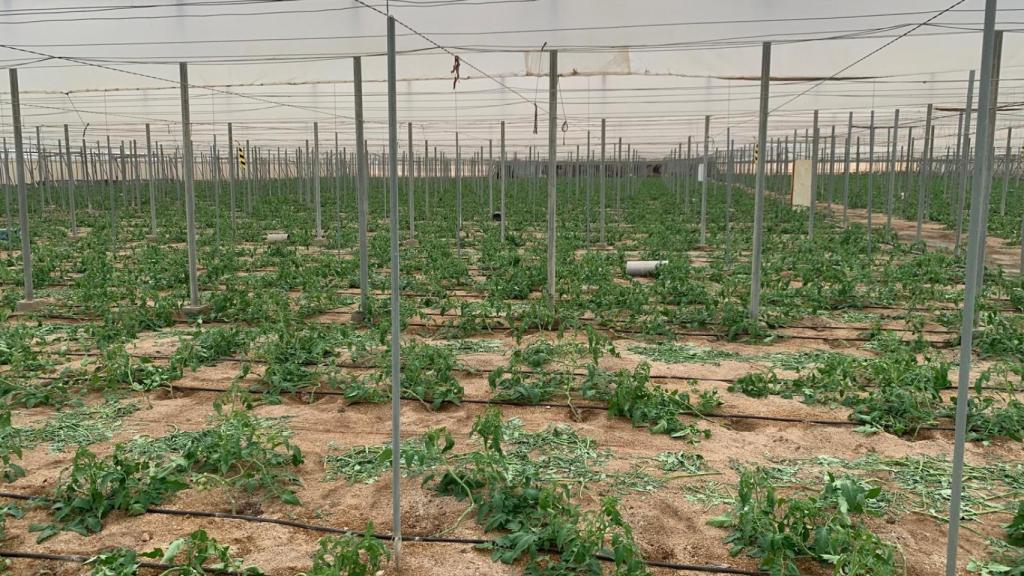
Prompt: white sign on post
<box><xmin>791</xmin><ymin>159</ymin><xmax>812</xmax><ymax>207</ymax></box>
<box><xmin>697</xmin><ymin>164</ymin><xmax>705</xmax><ymax>182</ymax></box>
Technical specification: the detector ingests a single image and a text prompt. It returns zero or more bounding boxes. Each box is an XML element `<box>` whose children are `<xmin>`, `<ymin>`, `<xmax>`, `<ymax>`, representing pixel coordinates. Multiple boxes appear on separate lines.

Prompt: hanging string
<box><xmin>532</xmin><ymin>42</ymin><xmax>545</xmax><ymax>135</ymax></box>
<box><xmin>64</xmin><ymin>93</ymin><xmax>88</xmax><ymax>138</ymax></box>
<box><xmin>557</xmin><ymin>73</ymin><xmax>568</xmax><ymax>145</ymax></box>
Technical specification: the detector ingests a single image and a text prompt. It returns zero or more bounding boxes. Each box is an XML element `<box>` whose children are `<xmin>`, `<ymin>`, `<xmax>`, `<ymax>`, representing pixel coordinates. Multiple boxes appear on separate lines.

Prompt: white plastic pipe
<box><xmin>265</xmin><ymin>232</ymin><xmax>289</xmax><ymax>243</ymax></box>
<box><xmin>625</xmin><ymin>260</ymin><xmax>667</xmax><ymax>276</ymax></box>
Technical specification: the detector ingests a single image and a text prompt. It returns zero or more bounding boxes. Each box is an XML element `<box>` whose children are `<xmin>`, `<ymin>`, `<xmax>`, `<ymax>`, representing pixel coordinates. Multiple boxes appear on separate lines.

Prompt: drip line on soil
<box><xmin>0</xmin><ymin>493</ymin><xmax>764</xmax><ymax>575</ymax></box>
<box><xmin>14</xmin><ymin>311</ymin><xmax>959</xmax><ymax>344</ymax></box>
<box><xmin>24</xmin><ymin>350</ymin><xmax>1022</xmax><ymax>394</ymax></box>
<box><xmin>117</xmin><ymin>384</ymin><xmax>959</xmax><ymax>432</ymax></box>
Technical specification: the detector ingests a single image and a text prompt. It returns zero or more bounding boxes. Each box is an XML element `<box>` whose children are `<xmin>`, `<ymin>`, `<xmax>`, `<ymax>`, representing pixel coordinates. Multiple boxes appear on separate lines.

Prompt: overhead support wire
<box><xmin>767</xmin><ymin>0</ymin><xmax>970</xmax><ymax>115</ymax></box>
<box><xmin>350</xmin><ymin>0</ymin><xmax>548</xmax><ymax>115</ymax></box>
<box><xmin>0</xmin><ymin>42</ymin><xmax>356</xmax><ymax>123</ymax></box>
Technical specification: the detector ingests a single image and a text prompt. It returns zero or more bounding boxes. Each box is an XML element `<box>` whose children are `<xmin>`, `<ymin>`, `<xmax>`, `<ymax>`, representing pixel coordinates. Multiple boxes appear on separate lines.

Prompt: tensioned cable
<box><xmin>6</xmin><ymin>15</ymin><xmax>1018</xmax><ymax>48</ymax></box>
<box><xmin>4</xmin><ymin>64</ymin><xmax>1015</xmax><ymax>96</ymax></box>
<box><xmin>0</xmin><ymin>0</ymin><xmax>297</xmax><ymax>17</ymax></box>
<box><xmin>0</xmin><ymin>42</ymin><xmax>358</xmax><ymax>123</ymax></box>
<box><xmin>13</xmin><ymin>84</ymin><xmax>1015</xmax><ymax>109</ymax></box>
<box><xmin>0</xmin><ymin>4</ymin><xmax>1020</xmax><ymax>26</ymax></box>
<box><xmin>0</xmin><ymin>0</ymin><xmax>538</xmax><ymax>25</ymax></box>
<box><xmin>767</xmin><ymin>0</ymin><xmax>970</xmax><ymax>116</ymax></box>
<box><xmin>707</xmin><ymin>0</ymin><xmax>972</xmax><ymax>142</ymax></box>
<box><xmin>351</xmin><ymin>0</ymin><xmax>548</xmax><ymax>116</ymax></box>
<box><xmin>0</xmin><ymin>24</ymin><xmax>998</xmax><ymax>66</ymax></box>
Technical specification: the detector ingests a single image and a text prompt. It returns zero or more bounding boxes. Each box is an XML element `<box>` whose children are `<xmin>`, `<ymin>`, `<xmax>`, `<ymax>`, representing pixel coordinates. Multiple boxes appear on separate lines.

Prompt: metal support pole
<box><xmin>354</xmin><ymin>56</ymin><xmax>370</xmax><ymax>317</ymax></box>
<box><xmin>456</xmin><ymin>132</ymin><xmax>462</xmax><ymax>255</ymax></box>
<box><xmin>725</xmin><ymin>129</ymin><xmax>733</xmax><ymax>257</ymax></box>
<box><xmin>35</xmin><ymin>126</ymin><xmax>43</xmax><ymax>209</ymax></box>
<box><xmin>385</xmin><ymin>17</ymin><xmax>402</xmax><ymax>569</ymax></box>
<box><xmin>107</xmin><ymin>136</ymin><xmax>118</xmax><ymax>247</ymax></box>
<box><xmin>228</xmin><ymin>123</ymin><xmax>236</xmax><ymax>233</ymax></box>
<box><xmin>3</xmin><ymin>139</ymin><xmax>12</xmax><ymax>253</ymax></box>
<box><xmin>314</xmin><ymin>122</ymin><xmax>322</xmax><ymax>239</ymax></box>
<box><xmin>867</xmin><ymin>111</ymin><xmax>876</xmax><ymax>256</ymax></box>
<box><xmin>585</xmin><ymin>131</ymin><xmax>592</xmax><ymax>243</ymax></box>
<box><xmin>828</xmin><ymin>125</ymin><xmax>837</xmax><ymax>210</ymax></box>
<box><xmin>1000</xmin><ymin>127</ymin><xmax>1011</xmax><ymax>215</ymax></box>
<box><xmin>487</xmin><ymin>138</ymin><xmax>494</xmax><ymax>217</ymax></box>
<box><xmin>423</xmin><ymin>141</ymin><xmax>430</xmax><ymax>218</ymax></box>
<box><xmin>120</xmin><ymin>141</ymin><xmax>127</xmax><ymax>206</ymax></box>
<box><xmin>80</xmin><ymin>140</ymin><xmax>90</xmax><ymax>211</ymax></box>
<box><xmin>843</xmin><ymin>112</ymin><xmax>852</xmax><ymax>227</ymax></box>
<box><xmin>132</xmin><ymin>140</ymin><xmax>140</xmax><ymax>209</ymax></box>
<box><xmin>886</xmin><ymin>109</ymin><xmax>900</xmax><ymax>232</ymax></box>
<box><xmin>407</xmin><ymin>122</ymin><xmax>415</xmax><ymax>239</ymax></box>
<box><xmin>64</xmin><ymin>124</ymin><xmax>77</xmax><ymax>236</ymax></box>
<box><xmin>749</xmin><ymin>42</ymin><xmax>770</xmax><ymax>320</ymax></box>
<box><xmin>916</xmin><ymin>104</ymin><xmax>934</xmax><ymax>243</ymax></box>
<box><xmin>334</xmin><ymin>134</ymin><xmax>341</xmax><ymax>231</ymax></box>
<box><xmin>9</xmin><ymin>69</ymin><xmax>34</xmax><ymax>304</ymax></box>
<box><xmin>947</xmin><ymin>3</ymin><xmax>997</xmax><ymax>575</ymax></box>
<box><xmin>955</xmin><ymin>71</ymin><xmax>976</xmax><ymax>253</ymax></box>
<box><xmin>499</xmin><ymin>121</ymin><xmax>506</xmax><ymax>241</ymax></box>
<box><xmin>700</xmin><ymin>114</ymin><xmax>710</xmax><ymax>245</ymax></box>
<box><xmin>179</xmin><ymin>63</ymin><xmax>201</xmax><ymax>308</ymax></box>
<box><xmin>245</xmin><ymin>140</ymin><xmax>252</xmax><ymax>213</ymax></box>
<box><xmin>974</xmin><ymin>31</ymin><xmax>1003</xmax><ymax>290</ymax></box>
<box><xmin>146</xmin><ymin>124</ymin><xmax>156</xmax><ymax>238</ymax></box>
<box><xmin>546</xmin><ymin>50</ymin><xmax>558</xmax><ymax>302</ymax></box>
<box><xmin>600</xmin><ymin>118</ymin><xmax>607</xmax><ymax>245</ymax></box>
<box><xmin>904</xmin><ymin>129</ymin><xmax>915</xmax><ymax>213</ymax></box>
<box><xmin>809</xmin><ymin>110</ymin><xmax>819</xmax><ymax>239</ymax></box>
<box><xmin>213</xmin><ymin>136</ymin><xmax>221</xmax><ymax>245</ymax></box>
<box><xmin>675</xmin><ymin>143</ymin><xmax>682</xmax><ymax>205</ymax></box>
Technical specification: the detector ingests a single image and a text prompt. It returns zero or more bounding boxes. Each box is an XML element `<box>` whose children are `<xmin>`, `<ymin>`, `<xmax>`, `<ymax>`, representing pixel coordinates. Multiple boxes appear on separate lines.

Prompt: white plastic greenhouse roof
<box><xmin>0</xmin><ymin>0</ymin><xmax>1021</xmax><ymax>154</ymax></box>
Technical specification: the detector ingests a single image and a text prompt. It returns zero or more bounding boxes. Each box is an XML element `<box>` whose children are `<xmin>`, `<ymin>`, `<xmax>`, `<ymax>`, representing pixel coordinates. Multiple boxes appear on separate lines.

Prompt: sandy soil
<box><xmin>4</xmin><ymin>323</ymin><xmax>1021</xmax><ymax>576</ymax></box>
<box><xmin>841</xmin><ymin>206</ymin><xmax>1021</xmax><ymax>273</ymax></box>
<box><xmin>3</xmin><ymin>212</ymin><xmax>1022</xmax><ymax>575</ymax></box>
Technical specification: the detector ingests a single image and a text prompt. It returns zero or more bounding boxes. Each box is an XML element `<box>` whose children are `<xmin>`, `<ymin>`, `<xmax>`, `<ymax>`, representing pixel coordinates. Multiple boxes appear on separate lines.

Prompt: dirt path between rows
<box><xmin>830</xmin><ymin>205</ymin><xmax>1021</xmax><ymax>273</ymax></box>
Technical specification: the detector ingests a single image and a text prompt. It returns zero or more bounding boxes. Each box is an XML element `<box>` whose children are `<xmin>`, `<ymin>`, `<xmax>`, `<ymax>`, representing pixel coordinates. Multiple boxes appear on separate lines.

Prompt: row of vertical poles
<box><xmin>2</xmin><ymin>18</ymin><xmax>1017</xmax><ymax>570</ymax></box>
<box><xmin>3</xmin><ymin>122</ymin><xmax>730</xmax><ymax>254</ymax></box>
<box><xmin>0</xmin><ymin>126</ymin><xmax>270</xmax><ymax>244</ymax></box>
<box><xmin>729</xmin><ymin>10</ymin><xmax>1000</xmax><ymax>575</ymax></box>
<box><xmin>682</xmin><ymin>88</ymin><xmax>1021</xmax><ymax>255</ymax></box>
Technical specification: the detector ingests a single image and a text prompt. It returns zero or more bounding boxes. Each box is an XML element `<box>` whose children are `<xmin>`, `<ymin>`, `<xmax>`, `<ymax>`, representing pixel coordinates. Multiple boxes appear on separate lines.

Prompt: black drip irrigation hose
<box><xmin>38</xmin><ymin>349</ymin><xmax>1024</xmax><ymax>394</ymax></box>
<box><xmin>0</xmin><ymin>550</ymin><xmax>241</xmax><ymax>575</ymax></box>
<box><xmin>361</xmin><ymin>309</ymin><xmax>961</xmax><ymax>339</ymax></box>
<box><xmin>10</xmin><ymin>287</ymin><xmax>1015</xmax><ymax>315</ymax></box>
<box><xmin>0</xmin><ymin>492</ymin><xmax>763</xmax><ymax>575</ymax></box>
<box><xmin>17</xmin><ymin>309</ymin><xmax>958</xmax><ymax>345</ymax></box>
<box><xmin>5</xmin><ymin>352</ymin><xmax>989</xmax><ymax>432</ymax></box>
<box><xmin>145</xmin><ymin>383</ymin><xmax>959</xmax><ymax>432</ymax></box>
<box><xmin>398</xmin><ymin>319</ymin><xmax>956</xmax><ymax>345</ymax></box>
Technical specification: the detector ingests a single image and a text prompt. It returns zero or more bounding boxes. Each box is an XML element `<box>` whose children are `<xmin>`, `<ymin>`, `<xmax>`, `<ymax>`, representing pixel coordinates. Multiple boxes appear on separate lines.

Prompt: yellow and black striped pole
<box><xmin>237</xmin><ymin>145</ymin><xmax>247</xmax><ymax>169</ymax></box>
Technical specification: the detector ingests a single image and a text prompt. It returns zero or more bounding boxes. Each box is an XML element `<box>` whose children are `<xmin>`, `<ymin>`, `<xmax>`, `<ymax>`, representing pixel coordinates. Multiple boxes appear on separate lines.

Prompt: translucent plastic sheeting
<box><xmin>525</xmin><ymin>49</ymin><xmax>632</xmax><ymax>77</ymax></box>
<box><xmin>0</xmin><ymin>0</ymin><xmax>1021</xmax><ymax>155</ymax></box>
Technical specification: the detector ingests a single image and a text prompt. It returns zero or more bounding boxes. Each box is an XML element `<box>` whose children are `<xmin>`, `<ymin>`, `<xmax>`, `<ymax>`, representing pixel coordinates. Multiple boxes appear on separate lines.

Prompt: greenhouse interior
<box><xmin>1</xmin><ymin>1</ymin><xmax>1023</xmax><ymax>575</ymax></box>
